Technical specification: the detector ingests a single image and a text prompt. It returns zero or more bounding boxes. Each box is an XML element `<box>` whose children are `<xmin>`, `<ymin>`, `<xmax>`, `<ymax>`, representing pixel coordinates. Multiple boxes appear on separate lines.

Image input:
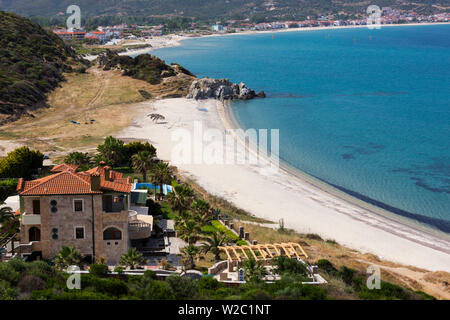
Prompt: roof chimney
<box><xmin>104</xmin><ymin>166</ymin><xmax>111</xmax><ymax>182</ymax></box>
<box><xmin>90</xmin><ymin>173</ymin><xmax>101</xmax><ymax>191</ymax></box>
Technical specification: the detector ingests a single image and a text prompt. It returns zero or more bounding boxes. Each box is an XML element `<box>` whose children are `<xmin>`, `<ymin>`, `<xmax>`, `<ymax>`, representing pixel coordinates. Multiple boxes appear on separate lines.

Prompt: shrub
<box><xmin>166</xmin><ymin>275</ymin><xmax>198</xmax><ymax>300</ymax></box>
<box><xmin>0</xmin><ymin>147</ymin><xmax>43</xmax><ymax>178</ymax></box>
<box><xmin>114</xmin><ymin>266</ymin><xmax>124</xmax><ymax>274</ymax></box>
<box><xmin>338</xmin><ymin>266</ymin><xmax>357</xmax><ymax>286</ymax></box>
<box><xmin>0</xmin><ymin>280</ymin><xmax>16</xmax><ymax>300</ymax></box>
<box><xmin>240</xmin><ymin>289</ymin><xmax>272</xmax><ymax>300</ymax></box>
<box><xmin>17</xmin><ymin>275</ymin><xmax>46</xmax><ymax>297</ymax></box>
<box><xmin>89</xmin><ymin>264</ymin><xmax>109</xmax><ymax>277</ymax></box>
<box><xmin>305</xmin><ymin>233</ymin><xmax>323</xmax><ymax>241</ymax></box>
<box><xmin>25</xmin><ymin>260</ymin><xmax>55</xmax><ymax>282</ymax></box>
<box><xmin>143</xmin><ymin>270</ymin><xmax>157</xmax><ymax>280</ymax></box>
<box><xmin>0</xmin><ymin>179</ymin><xmax>18</xmax><ymax>202</ymax></box>
<box><xmin>236</xmin><ymin>240</ymin><xmax>248</xmax><ymax>246</ymax></box>
<box><xmin>140</xmin><ymin>279</ymin><xmax>175</xmax><ymax>300</ymax></box>
<box><xmin>316</xmin><ymin>259</ymin><xmax>338</xmax><ymax>275</ymax></box>
<box><xmin>358</xmin><ymin>281</ymin><xmax>411</xmax><ymax>300</ymax></box>
<box><xmin>138</xmin><ymin>89</ymin><xmax>152</xmax><ymax>100</ymax></box>
<box><xmin>275</xmin><ymin>284</ymin><xmax>327</xmax><ymax>300</ymax></box>
<box><xmin>272</xmin><ymin>256</ymin><xmax>309</xmax><ymax>277</ymax></box>
<box><xmin>197</xmin><ymin>276</ymin><xmax>221</xmax><ymax>291</ymax></box>
<box><xmin>0</xmin><ymin>262</ymin><xmax>21</xmax><ymax>285</ymax></box>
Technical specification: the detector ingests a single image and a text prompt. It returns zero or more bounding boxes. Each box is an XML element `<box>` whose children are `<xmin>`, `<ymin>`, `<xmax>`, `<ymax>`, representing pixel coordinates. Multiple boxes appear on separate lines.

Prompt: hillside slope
<box><xmin>0</xmin><ymin>0</ymin><xmax>448</xmax><ymax>19</ymax></box>
<box><xmin>0</xmin><ymin>10</ymin><xmax>87</xmax><ymax>124</ymax></box>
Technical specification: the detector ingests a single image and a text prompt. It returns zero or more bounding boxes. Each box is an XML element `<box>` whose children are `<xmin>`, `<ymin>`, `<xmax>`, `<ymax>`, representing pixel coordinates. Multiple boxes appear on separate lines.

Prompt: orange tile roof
<box><xmin>51</xmin><ymin>163</ymin><xmax>79</xmax><ymax>173</ymax></box>
<box><xmin>17</xmin><ymin>165</ymin><xmax>131</xmax><ymax>196</ymax></box>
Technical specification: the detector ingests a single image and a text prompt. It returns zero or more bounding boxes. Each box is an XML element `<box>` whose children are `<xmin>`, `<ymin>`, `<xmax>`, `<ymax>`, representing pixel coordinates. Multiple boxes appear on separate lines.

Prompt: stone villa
<box><xmin>15</xmin><ymin>162</ymin><xmax>152</xmax><ymax>265</ymax></box>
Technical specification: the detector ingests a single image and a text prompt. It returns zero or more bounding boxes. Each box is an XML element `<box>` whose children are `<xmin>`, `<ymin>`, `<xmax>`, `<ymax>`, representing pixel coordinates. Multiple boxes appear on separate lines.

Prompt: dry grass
<box><xmin>0</xmin><ymin>66</ymin><xmax>195</xmax><ymax>155</ymax></box>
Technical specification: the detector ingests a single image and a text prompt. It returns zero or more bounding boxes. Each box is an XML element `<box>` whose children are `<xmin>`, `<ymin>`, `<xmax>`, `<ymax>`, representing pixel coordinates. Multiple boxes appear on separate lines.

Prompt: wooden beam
<box><xmin>219</xmin><ymin>246</ymin><xmax>234</xmax><ymax>262</ymax></box>
<box><xmin>290</xmin><ymin>242</ymin><xmax>309</xmax><ymax>258</ymax></box>
<box><xmin>236</xmin><ymin>247</ymin><xmax>249</xmax><ymax>259</ymax></box>
<box><xmin>242</xmin><ymin>245</ymin><xmax>259</xmax><ymax>260</ymax></box>
<box><xmin>229</xmin><ymin>246</ymin><xmax>242</xmax><ymax>262</ymax></box>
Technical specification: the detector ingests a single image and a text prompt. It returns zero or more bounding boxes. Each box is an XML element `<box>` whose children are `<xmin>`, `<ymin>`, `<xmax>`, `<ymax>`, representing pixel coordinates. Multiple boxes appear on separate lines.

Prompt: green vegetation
<box><xmin>118</xmin><ymin>248</ymin><xmax>146</xmax><ymax>270</ymax></box>
<box><xmin>0</xmin><ymin>146</ymin><xmax>43</xmax><ymax>179</ymax></box>
<box><xmin>0</xmin><ymin>11</ymin><xmax>87</xmax><ymax>124</ymax></box>
<box><xmin>317</xmin><ymin>259</ymin><xmax>434</xmax><ymax>300</ymax></box>
<box><xmin>132</xmin><ymin>151</ymin><xmax>154</xmax><ymax>182</ymax></box>
<box><xmin>0</xmin><ymin>257</ymin><xmax>331</xmax><ymax>300</ymax></box>
<box><xmin>0</xmin><ymin>178</ymin><xmax>18</xmax><ymax>202</ymax></box>
<box><xmin>98</xmin><ymin>50</ymin><xmax>194</xmax><ymax>85</ymax></box>
<box><xmin>64</xmin><ymin>151</ymin><xmax>90</xmax><ymax>167</ymax></box>
<box><xmin>1</xmin><ymin>1</ymin><xmax>445</xmax><ymax>22</ymax></box>
<box><xmin>96</xmin><ymin>136</ymin><xmax>157</xmax><ymax>167</ymax></box>
<box><xmin>202</xmin><ymin>220</ymin><xmax>240</xmax><ymax>242</ymax></box>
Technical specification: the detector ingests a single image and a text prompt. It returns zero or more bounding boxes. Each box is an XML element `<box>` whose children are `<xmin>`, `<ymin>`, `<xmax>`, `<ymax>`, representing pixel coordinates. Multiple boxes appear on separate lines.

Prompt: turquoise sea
<box><xmin>150</xmin><ymin>25</ymin><xmax>450</xmax><ymax>232</ymax></box>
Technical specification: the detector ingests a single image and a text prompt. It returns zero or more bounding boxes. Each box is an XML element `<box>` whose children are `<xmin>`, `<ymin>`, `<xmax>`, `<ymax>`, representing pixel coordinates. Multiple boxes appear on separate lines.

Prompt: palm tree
<box><xmin>191</xmin><ymin>199</ymin><xmax>212</xmax><ymax>226</ymax></box>
<box><xmin>132</xmin><ymin>151</ymin><xmax>154</xmax><ymax>182</ymax></box>
<box><xmin>166</xmin><ymin>181</ymin><xmax>196</xmax><ymax>212</ymax></box>
<box><xmin>0</xmin><ymin>205</ymin><xmax>18</xmax><ymax>235</ymax></box>
<box><xmin>200</xmin><ymin>231</ymin><xmax>230</xmax><ymax>261</ymax></box>
<box><xmin>119</xmin><ymin>248</ymin><xmax>146</xmax><ymax>270</ymax></box>
<box><xmin>0</xmin><ymin>206</ymin><xmax>14</xmax><ymax>226</ymax></box>
<box><xmin>64</xmin><ymin>152</ymin><xmax>90</xmax><ymax>166</ymax></box>
<box><xmin>54</xmin><ymin>246</ymin><xmax>83</xmax><ymax>270</ymax></box>
<box><xmin>180</xmin><ymin>245</ymin><xmax>199</xmax><ymax>269</ymax></box>
<box><xmin>242</xmin><ymin>257</ymin><xmax>267</xmax><ymax>283</ymax></box>
<box><xmin>177</xmin><ymin>219</ymin><xmax>202</xmax><ymax>245</ymax></box>
<box><xmin>149</xmin><ymin>162</ymin><xmax>173</xmax><ymax>199</ymax></box>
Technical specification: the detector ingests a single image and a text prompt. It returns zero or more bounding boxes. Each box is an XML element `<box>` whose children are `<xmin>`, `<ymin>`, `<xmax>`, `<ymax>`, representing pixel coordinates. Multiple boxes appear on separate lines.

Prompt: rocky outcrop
<box><xmin>186</xmin><ymin>78</ymin><xmax>265</xmax><ymax>100</ymax></box>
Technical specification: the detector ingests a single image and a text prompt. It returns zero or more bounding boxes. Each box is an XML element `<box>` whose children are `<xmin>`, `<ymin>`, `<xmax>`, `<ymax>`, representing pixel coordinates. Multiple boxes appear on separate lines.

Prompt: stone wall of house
<box><xmin>21</xmin><ymin>194</ymin><xmax>130</xmax><ymax>265</ymax></box>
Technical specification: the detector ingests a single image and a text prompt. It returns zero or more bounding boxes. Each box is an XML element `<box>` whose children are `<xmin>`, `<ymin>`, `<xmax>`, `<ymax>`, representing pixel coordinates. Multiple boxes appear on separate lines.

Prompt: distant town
<box><xmin>53</xmin><ymin>7</ymin><xmax>449</xmax><ymax>44</ymax></box>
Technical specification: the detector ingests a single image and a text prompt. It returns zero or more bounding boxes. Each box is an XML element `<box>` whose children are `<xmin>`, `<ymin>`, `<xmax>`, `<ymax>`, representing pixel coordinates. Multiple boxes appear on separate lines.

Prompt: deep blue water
<box><xmin>150</xmin><ymin>25</ymin><xmax>450</xmax><ymax>232</ymax></box>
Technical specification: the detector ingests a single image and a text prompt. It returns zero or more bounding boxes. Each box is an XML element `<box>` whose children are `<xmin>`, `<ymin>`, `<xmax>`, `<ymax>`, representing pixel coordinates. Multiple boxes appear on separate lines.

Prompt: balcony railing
<box><xmin>129</xmin><ymin>221</ymin><xmax>152</xmax><ymax>240</ymax></box>
<box><xmin>22</xmin><ymin>214</ymin><xmax>41</xmax><ymax>225</ymax></box>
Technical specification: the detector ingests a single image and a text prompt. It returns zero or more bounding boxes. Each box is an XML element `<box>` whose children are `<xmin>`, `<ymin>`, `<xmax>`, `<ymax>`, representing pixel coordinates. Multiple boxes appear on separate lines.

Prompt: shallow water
<box><xmin>151</xmin><ymin>25</ymin><xmax>450</xmax><ymax>232</ymax></box>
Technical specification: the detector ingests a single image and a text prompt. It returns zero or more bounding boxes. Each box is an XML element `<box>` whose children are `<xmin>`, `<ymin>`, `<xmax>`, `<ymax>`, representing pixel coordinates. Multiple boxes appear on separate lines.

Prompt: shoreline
<box><xmin>82</xmin><ymin>22</ymin><xmax>450</xmax><ymax>61</ymax></box>
<box><xmin>221</xmin><ymin>101</ymin><xmax>450</xmax><ymax>239</ymax></box>
<box><xmin>118</xmin><ymin>98</ymin><xmax>450</xmax><ymax>272</ymax></box>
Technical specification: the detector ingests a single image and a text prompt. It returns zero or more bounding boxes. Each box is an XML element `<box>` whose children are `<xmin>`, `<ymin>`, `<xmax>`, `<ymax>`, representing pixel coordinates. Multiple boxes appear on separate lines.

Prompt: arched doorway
<box><xmin>103</xmin><ymin>227</ymin><xmax>122</xmax><ymax>240</ymax></box>
<box><xmin>29</xmin><ymin>227</ymin><xmax>41</xmax><ymax>241</ymax></box>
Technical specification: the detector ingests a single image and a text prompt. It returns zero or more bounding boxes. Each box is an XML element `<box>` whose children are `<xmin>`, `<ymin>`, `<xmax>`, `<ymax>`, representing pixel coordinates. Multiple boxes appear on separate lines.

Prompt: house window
<box><xmin>51</xmin><ymin>228</ymin><xmax>58</xmax><ymax>240</ymax></box>
<box><xmin>29</xmin><ymin>227</ymin><xmax>41</xmax><ymax>241</ymax></box>
<box><xmin>103</xmin><ymin>227</ymin><xmax>122</xmax><ymax>240</ymax></box>
<box><xmin>75</xmin><ymin>227</ymin><xmax>85</xmax><ymax>239</ymax></box>
<box><xmin>74</xmin><ymin>200</ymin><xmax>83</xmax><ymax>212</ymax></box>
<box><xmin>32</xmin><ymin>200</ymin><xmax>41</xmax><ymax>215</ymax></box>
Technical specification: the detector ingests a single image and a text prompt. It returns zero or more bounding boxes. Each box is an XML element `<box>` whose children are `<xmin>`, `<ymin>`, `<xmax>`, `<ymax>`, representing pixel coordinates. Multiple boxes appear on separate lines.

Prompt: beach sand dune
<box><xmin>119</xmin><ymin>98</ymin><xmax>450</xmax><ymax>272</ymax></box>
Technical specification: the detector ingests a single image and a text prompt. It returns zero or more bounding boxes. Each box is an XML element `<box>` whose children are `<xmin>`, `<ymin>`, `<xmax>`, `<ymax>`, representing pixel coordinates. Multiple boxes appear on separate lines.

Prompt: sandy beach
<box><xmin>118</xmin><ymin>98</ymin><xmax>450</xmax><ymax>272</ymax></box>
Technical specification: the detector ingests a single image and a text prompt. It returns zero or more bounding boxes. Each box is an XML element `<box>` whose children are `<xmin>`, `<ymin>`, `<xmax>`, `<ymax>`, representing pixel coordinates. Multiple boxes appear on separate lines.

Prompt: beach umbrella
<box><xmin>147</xmin><ymin>113</ymin><xmax>166</xmax><ymax>123</ymax></box>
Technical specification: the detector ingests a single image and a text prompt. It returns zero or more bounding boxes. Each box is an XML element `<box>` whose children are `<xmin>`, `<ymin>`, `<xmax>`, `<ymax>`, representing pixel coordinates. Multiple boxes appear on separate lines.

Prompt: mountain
<box><xmin>0</xmin><ymin>0</ymin><xmax>447</xmax><ymax>20</ymax></box>
<box><xmin>0</xmin><ymin>11</ymin><xmax>86</xmax><ymax>124</ymax></box>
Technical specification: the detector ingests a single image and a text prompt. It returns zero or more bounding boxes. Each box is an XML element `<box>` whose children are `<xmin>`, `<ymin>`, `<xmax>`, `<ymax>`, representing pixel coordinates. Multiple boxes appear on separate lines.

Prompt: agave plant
<box><xmin>119</xmin><ymin>248</ymin><xmax>146</xmax><ymax>270</ymax></box>
<box><xmin>180</xmin><ymin>245</ymin><xmax>200</xmax><ymax>270</ymax></box>
<box><xmin>200</xmin><ymin>231</ymin><xmax>230</xmax><ymax>261</ymax></box>
<box><xmin>54</xmin><ymin>246</ymin><xmax>83</xmax><ymax>270</ymax></box>
<box><xmin>243</xmin><ymin>257</ymin><xmax>268</xmax><ymax>283</ymax></box>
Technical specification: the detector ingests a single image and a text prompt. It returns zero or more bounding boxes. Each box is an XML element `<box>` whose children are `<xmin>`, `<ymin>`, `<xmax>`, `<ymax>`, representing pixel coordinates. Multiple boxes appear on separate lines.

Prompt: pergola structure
<box><xmin>218</xmin><ymin>242</ymin><xmax>308</xmax><ymax>263</ymax></box>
